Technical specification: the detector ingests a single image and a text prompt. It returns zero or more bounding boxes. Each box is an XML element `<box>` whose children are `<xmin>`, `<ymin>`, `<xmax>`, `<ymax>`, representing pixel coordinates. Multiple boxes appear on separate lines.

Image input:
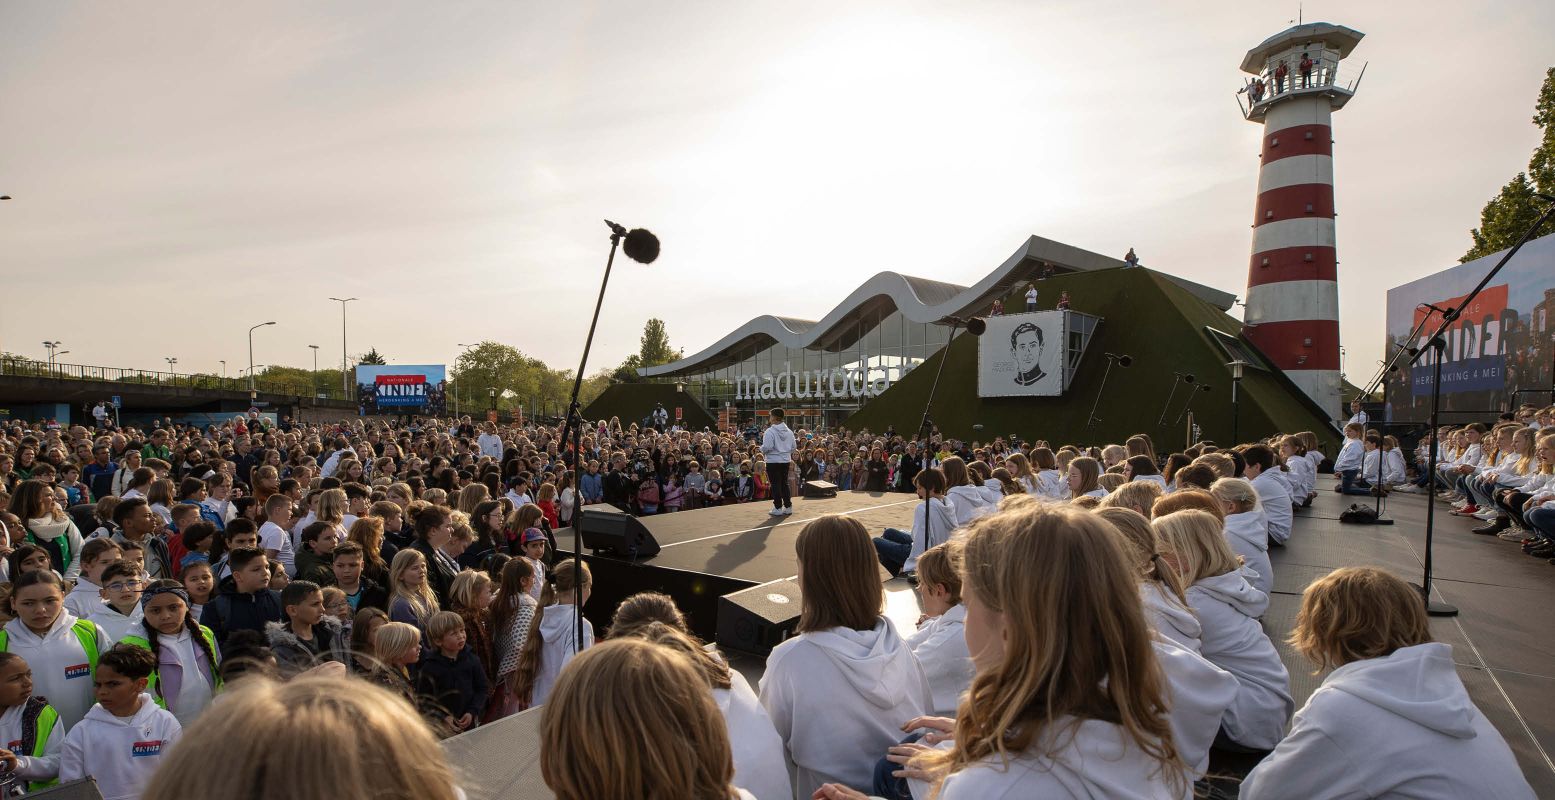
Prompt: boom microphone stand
<box><xmin>1409</xmin><ymin>193</ymin><xmax>1555</xmax><ymax>617</ymax></box>
<box><xmin>1175</xmin><ymin>383</ymin><xmax>1212</xmax><ymax>427</ymax></box>
<box><xmin>917</xmin><ymin>316</ymin><xmax>985</xmax><ymax>441</ymax></box>
<box><xmin>561</xmin><ymin>219</ymin><xmax>659</xmax><ymax>651</ymax></box>
<box><xmin>1084</xmin><ymin>353</ymin><xmax>1133</xmax><ymax>432</ymax></box>
<box><xmin>1157</xmin><ymin>373</ymin><xmax>1196</xmax><ymax>428</ymax></box>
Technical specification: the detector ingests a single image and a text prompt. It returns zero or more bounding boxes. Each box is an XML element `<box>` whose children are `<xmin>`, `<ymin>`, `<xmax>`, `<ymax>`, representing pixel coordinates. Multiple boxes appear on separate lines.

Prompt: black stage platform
<box><xmin>554</xmin><ymin>492</ymin><xmax>917</xmax><ymax>641</ymax></box>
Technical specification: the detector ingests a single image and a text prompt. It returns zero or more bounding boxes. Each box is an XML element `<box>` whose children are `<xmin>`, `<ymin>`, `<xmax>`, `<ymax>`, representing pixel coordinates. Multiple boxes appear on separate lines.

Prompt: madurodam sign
<box><xmin>733</xmin><ymin>363</ymin><xmax>899</xmax><ymax>401</ymax></box>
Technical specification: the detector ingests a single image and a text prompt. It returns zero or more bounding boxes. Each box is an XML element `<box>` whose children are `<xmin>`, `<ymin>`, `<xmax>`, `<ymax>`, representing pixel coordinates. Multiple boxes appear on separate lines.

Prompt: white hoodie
<box><xmin>1032</xmin><ymin>470</ymin><xmax>1069</xmax><ymax>501</ymax></box>
<box><xmin>89</xmin><ymin>603</ymin><xmax>146</xmax><ymax>645</ymax></box>
<box><xmin>935</xmin><ymin>717</ymin><xmax>1187</xmax><ymax>800</ymax></box>
<box><xmin>65</xmin><ymin>578</ymin><xmax>106</xmax><ymax>620</ymax></box>
<box><xmin>60</xmin><ymin>694</ymin><xmax>182</xmax><ymax>800</ymax></box>
<box><xmin>901</xmin><ymin>497</ymin><xmax>957</xmax><ymax>574</ymax></box>
<box><xmin>1286</xmin><ymin>455</ymin><xmax>1316</xmax><ymax>498</ymax></box>
<box><xmin>0</xmin><ymin>700</ymin><xmax>63</xmax><ymax>783</ymax></box>
<box><xmin>1223</xmin><ymin>511</ymin><xmax>1273</xmax><ymax>597</ymax></box>
<box><xmin>1250</xmin><ymin>470</ymin><xmax>1292</xmax><ymax>545</ymax></box>
<box><xmin>1152</xmin><ymin>636</ymin><xmax>1238</xmax><ymax>780</ymax></box>
<box><xmin>1186</xmin><ymin>572</ymin><xmax>1293</xmax><ymax>750</ymax></box>
<box><xmin>715</xmin><ymin>670</ymin><xmax>792</xmax><ymax>800</ymax></box>
<box><xmin>1141</xmin><ymin>582</ymin><xmax>1202</xmax><ymax>654</ymax></box>
<box><xmin>2</xmin><ymin>614</ymin><xmax>115</xmax><ymax>729</ymax></box>
<box><xmin>759</xmin><ymin>618</ymin><xmax>932</xmax><ymax>799</ymax></box>
<box><xmin>906</xmin><ymin>604</ymin><xmax>974</xmax><ymax>717</ymax></box>
<box><xmin>1242</xmin><ymin>643</ymin><xmax>1535</xmax><ymax>800</ymax></box>
<box><xmin>978</xmin><ymin>479</ymin><xmax>1003</xmax><ymax>506</ymax></box>
<box><xmin>945</xmin><ymin>485</ymin><xmax>988</xmax><ymax>527</ymax></box>
<box><xmin>23</xmin><ymin>516</ymin><xmax>84</xmax><ymax>579</ymax></box>
<box><xmin>530</xmin><ymin>603</ymin><xmax>593</xmax><ymax>707</ymax></box>
<box><xmin>761</xmin><ymin>423</ymin><xmax>795</xmax><ymax>464</ymax></box>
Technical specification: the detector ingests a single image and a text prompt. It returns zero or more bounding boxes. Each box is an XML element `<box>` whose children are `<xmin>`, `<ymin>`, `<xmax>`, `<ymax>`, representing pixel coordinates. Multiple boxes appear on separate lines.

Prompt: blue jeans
<box><xmin>873</xmin><ymin>528</ymin><xmax>912</xmax><ymax>576</ymax></box>
<box><xmin>871</xmin><ymin>732</ymin><xmax>925</xmax><ymax>800</ymax></box>
<box><xmin>1527</xmin><ymin>505</ymin><xmax>1555</xmax><ymax>541</ymax></box>
<box><xmin>1339</xmin><ymin>469</ymin><xmax>1372</xmax><ymax>495</ymax></box>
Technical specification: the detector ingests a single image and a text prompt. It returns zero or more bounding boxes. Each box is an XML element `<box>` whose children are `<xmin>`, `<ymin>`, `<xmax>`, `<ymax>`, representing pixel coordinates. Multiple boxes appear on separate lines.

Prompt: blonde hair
<box><xmin>1100</xmin><ymin>480</ymin><xmax>1164</xmax><ymax>517</ymax></box>
<box><xmin>1289</xmin><ymin>566</ymin><xmax>1432</xmax><ymax>671</ymax></box>
<box><xmin>348</xmin><ymin>516</ymin><xmax>388</xmax><ymax>574</ymax></box>
<box><xmin>1153</xmin><ymin>510</ymin><xmax>1241</xmax><ymax>584</ymax></box>
<box><xmin>316</xmin><ymin>488</ymin><xmax>348</xmax><ymax>525</ymax></box>
<box><xmin>387</xmin><ymin>549</ymin><xmax>439</xmax><ymax>625</ymax></box>
<box><xmin>449</xmin><ymin>569</ymin><xmax>491</xmax><ymax>611</ymax></box>
<box><xmin>426</xmin><ymin>610</ymin><xmax>465</xmax><ymax>643</ymax></box>
<box><xmin>1096</xmin><ymin>472</ymin><xmax>1126</xmax><ymax>493</ymax></box>
<box><xmin>1004</xmin><ymin>452</ymin><xmax>1035</xmax><ymax>486</ymax></box>
<box><xmin>1068</xmin><ymin>456</ymin><xmax>1101</xmax><ymax>496</ymax></box>
<box><xmin>1125</xmin><ymin>434</ymin><xmax>1157</xmax><ymax>463</ymax></box>
<box><xmin>373</xmin><ymin>621</ymin><xmax>422</xmax><ymax>665</ymax></box>
<box><xmin>795</xmin><ymin>515</ymin><xmax>883</xmax><ymax>633</ymax></box>
<box><xmin>540</xmin><ymin>639</ymin><xmax>739</xmax><ymax>800</ymax></box>
<box><xmin>141</xmin><ymin>675</ymin><xmax>457</xmax><ymax>800</ymax></box>
<box><xmin>1093</xmin><ymin>506</ymin><xmax>1187</xmax><ymax>604</ymax></box>
<box><xmin>1194</xmin><ymin>452</ymin><xmax>1235</xmax><ymax>479</ymax></box>
<box><xmin>456</xmin><ymin>483</ymin><xmax>489</xmax><ymax>515</ymax></box>
<box><xmin>1208</xmin><ymin>477</ymin><xmax>1261</xmax><ymax>514</ymax></box>
<box><xmin>1101</xmin><ymin>444</ymin><xmax>1127</xmax><ymax>465</ymax></box>
<box><xmin>915</xmin><ymin>541</ymin><xmax>963</xmax><ymax>605</ymax></box>
<box><xmin>915</xmin><ymin>504</ymin><xmax>1182</xmax><ymax>793</ymax></box>
<box><xmin>1151</xmin><ymin>489</ymin><xmax>1225</xmax><ymax>522</ymax></box>
<box><xmin>611</xmin><ymin>619</ymin><xmax>732</xmax><ymax>691</ymax></box>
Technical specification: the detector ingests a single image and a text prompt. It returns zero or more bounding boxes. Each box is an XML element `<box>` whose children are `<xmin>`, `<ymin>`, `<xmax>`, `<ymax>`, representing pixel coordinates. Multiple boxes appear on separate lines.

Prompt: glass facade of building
<box><xmin>665</xmin><ymin>307</ymin><xmax>953</xmax><ymax>429</ymax></box>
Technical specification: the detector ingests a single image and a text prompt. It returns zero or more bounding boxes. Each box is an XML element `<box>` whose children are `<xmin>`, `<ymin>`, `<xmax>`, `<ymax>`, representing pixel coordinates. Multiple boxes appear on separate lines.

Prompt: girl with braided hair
<box><xmin>120</xmin><ymin>579</ymin><xmax>220</xmax><ymax>726</ymax></box>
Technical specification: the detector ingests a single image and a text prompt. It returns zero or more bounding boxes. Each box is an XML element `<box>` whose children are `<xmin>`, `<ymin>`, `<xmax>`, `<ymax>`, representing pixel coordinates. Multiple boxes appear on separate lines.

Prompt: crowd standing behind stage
<box><xmin>0</xmin><ymin>406</ymin><xmax>1542</xmax><ymax>799</ymax></box>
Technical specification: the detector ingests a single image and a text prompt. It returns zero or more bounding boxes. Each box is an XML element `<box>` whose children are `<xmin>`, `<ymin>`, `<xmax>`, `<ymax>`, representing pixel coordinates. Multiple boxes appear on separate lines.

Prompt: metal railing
<box><xmin>0</xmin><ymin>357</ymin><xmax>349</xmax><ymax>401</ymax></box>
<box><xmin>1240</xmin><ymin>64</ymin><xmax>1365</xmax><ymax>116</ymax></box>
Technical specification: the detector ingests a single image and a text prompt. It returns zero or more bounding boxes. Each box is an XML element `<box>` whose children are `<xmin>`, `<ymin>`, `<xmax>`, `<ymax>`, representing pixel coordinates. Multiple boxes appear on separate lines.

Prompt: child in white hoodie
<box><xmin>89</xmin><ymin>560</ymin><xmax>146</xmax><ymax>644</ymax></box>
<box><xmin>1242</xmin><ymin>567</ymin><xmax>1535</xmax><ymax>800</ymax></box>
<box><xmin>65</xmin><ymin>539</ymin><xmax>123</xmax><ymax>620</ymax></box>
<box><xmin>0</xmin><ymin>652</ymin><xmax>63</xmax><ymax>792</ymax></box>
<box><xmin>761</xmin><ymin>515</ymin><xmax>932</xmax><ymax>799</ymax></box>
<box><xmin>0</xmin><ymin>571</ymin><xmax>115</xmax><ymax>729</ymax></box>
<box><xmin>840</xmin><ymin>503</ymin><xmax>1189</xmax><ymax>800</ymax></box>
<box><xmin>872</xmin><ymin>469</ymin><xmax>955</xmax><ymax>578</ymax></box>
<box><xmin>529</xmin><ymin>559</ymin><xmax>592</xmax><ymax>707</ymax></box>
<box><xmin>1209</xmin><ymin>478</ymin><xmax>1274</xmax><ymax>597</ymax></box>
<box><xmin>1154</xmin><ymin>510</ymin><xmax>1294</xmax><ymax>752</ymax></box>
<box><xmin>940</xmin><ymin>458</ymin><xmax>988</xmax><ymax>526</ymax></box>
<box><xmin>60</xmin><ymin>644</ymin><xmax>182</xmax><ymax>800</ymax></box>
<box><xmin>906</xmin><ymin>543</ymin><xmax>973</xmax><ymax>718</ymax></box>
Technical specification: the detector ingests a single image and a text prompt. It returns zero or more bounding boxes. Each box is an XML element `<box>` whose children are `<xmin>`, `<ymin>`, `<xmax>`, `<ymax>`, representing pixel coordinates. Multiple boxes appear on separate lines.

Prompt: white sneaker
<box><xmin>1474</xmin><ymin>509</ymin><xmax>1498</xmax><ymax>520</ymax></box>
<box><xmin>780</xmin><ymin>507</ymin><xmax>794</xmax><ymax>515</ymax></box>
<box><xmin>769</xmin><ymin>507</ymin><xmax>786</xmax><ymax>516</ymax></box>
<box><xmin>1499</xmin><ymin>529</ymin><xmax>1527</xmax><ymax>541</ymax></box>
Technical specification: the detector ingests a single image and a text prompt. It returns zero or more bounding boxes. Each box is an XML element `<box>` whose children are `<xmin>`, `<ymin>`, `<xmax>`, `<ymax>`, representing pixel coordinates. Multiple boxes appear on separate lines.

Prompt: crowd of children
<box><xmin>0</xmin><ymin>409</ymin><xmax>1541</xmax><ymax>798</ymax></box>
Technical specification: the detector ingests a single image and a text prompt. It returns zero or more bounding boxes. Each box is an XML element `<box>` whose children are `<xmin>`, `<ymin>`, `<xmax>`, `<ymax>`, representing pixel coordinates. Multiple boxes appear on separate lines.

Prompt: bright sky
<box><xmin>2</xmin><ymin>1</ymin><xmax>1551</xmax><ymax>388</ymax></box>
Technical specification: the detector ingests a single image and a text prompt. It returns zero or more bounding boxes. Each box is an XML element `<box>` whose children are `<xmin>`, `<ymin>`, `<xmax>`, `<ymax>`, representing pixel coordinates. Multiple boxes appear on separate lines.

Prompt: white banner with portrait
<box><xmin>978</xmin><ymin>311</ymin><xmax>1066</xmax><ymax>397</ymax></box>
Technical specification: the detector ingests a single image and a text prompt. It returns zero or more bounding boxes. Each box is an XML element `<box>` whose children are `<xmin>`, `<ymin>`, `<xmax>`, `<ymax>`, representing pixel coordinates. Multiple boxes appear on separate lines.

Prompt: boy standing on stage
<box><xmin>762</xmin><ymin>409</ymin><xmax>796</xmax><ymax>516</ymax></box>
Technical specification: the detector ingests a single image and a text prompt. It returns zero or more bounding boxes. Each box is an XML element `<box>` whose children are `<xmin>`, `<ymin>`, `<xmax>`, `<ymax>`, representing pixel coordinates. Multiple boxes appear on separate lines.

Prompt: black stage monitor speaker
<box><xmin>802</xmin><ymin>480</ymin><xmax>837</xmax><ymax>498</ymax></box>
<box><xmin>717</xmin><ymin>577</ymin><xmax>802</xmax><ymax>656</ymax></box>
<box><xmin>21</xmin><ymin>779</ymin><xmax>105</xmax><ymax>799</ymax></box>
<box><xmin>577</xmin><ymin>504</ymin><xmax>661</xmax><ymax>559</ymax></box>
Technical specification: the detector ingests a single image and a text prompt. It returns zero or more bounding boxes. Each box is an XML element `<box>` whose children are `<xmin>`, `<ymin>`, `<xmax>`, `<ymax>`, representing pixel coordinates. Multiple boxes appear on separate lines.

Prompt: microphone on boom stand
<box><xmin>917</xmin><ymin>316</ymin><xmax>985</xmax><ymax>441</ymax></box>
<box><xmin>562</xmin><ymin>219</ymin><xmax>660</xmax><ymax>653</ymax></box>
<box><xmin>1084</xmin><ymin>353</ymin><xmax>1134</xmax><ymax>433</ymax></box>
<box><xmin>1157</xmin><ymin>373</ymin><xmax>1196</xmax><ymax>428</ymax></box>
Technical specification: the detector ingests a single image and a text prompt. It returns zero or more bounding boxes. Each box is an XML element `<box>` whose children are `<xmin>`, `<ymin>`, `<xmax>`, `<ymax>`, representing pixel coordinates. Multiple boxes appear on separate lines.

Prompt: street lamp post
<box><xmin>309</xmin><ymin>345</ymin><xmax>320</xmax><ymax>399</ymax></box>
<box><xmin>42</xmin><ymin>341</ymin><xmax>61</xmax><ymax>367</ymax></box>
<box><xmin>329</xmin><ymin>297</ymin><xmax>358</xmax><ymax>393</ymax></box>
<box><xmin>249</xmin><ymin>321</ymin><xmax>277</xmax><ymax>404</ymax></box>
<box><xmin>220</xmin><ymin>360</ymin><xmax>227</xmax><ymax>379</ymax></box>
<box><xmin>455</xmin><ymin>342</ymin><xmax>479</xmax><ymax>416</ymax></box>
<box><xmin>1227</xmin><ymin>360</ymin><xmax>1248</xmax><ymax>444</ymax></box>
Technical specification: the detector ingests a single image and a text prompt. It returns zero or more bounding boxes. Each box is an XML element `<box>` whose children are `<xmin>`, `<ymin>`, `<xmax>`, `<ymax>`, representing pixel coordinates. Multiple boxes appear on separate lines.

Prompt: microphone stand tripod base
<box><xmin>1409</xmin><ymin>582</ymin><xmax>1459</xmax><ymax>617</ymax></box>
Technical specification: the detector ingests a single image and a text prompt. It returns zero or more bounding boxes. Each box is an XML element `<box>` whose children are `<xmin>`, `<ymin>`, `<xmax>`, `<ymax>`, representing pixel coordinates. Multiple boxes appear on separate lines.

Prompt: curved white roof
<box><xmin>640</xmin><ymin>235</ymin><xmax>1235</xmax><ymax>377</ymax></box>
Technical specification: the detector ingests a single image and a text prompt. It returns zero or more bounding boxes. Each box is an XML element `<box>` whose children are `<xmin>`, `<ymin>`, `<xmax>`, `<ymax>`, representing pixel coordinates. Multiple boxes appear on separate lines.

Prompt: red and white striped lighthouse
<box><xmin>1240</xmin><ymin>23</ymin><xmax>1364</xmax><ymax>416</ymax></box>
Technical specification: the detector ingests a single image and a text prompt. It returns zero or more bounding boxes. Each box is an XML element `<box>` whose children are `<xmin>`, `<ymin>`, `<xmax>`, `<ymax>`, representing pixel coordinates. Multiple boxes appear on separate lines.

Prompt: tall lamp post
<box><xmin>1227</xmin><ymin>360</ymin><xmax>1248</xmax><ymax>444</ymax></box>
<box><xmin>248</xmin><ymin>321</ymin><xmax>277</xmax><ymax>404</ymax></box>
<box><xmin>308</xmin><ymin>345</ymin><xmax>321</xmax><ymax>399</ymax></box>
<box><xmin>220</xmin><ymin>360</ymin><xmax>227</xmax><ymax>380</ymax></box>
<box><xmin>42</xmin><ymin>341</ymin><xmax>61</xmax><ymax>367</ymax></box>
<box><xmin>455</xmin><ymin>342</ymin><xmax>478</xmax><ymax>416</ymax></box>
<box><xmin>329</xmin><ymin>297</ymin><xmax>358</xmax><ymax>393</ymax></box>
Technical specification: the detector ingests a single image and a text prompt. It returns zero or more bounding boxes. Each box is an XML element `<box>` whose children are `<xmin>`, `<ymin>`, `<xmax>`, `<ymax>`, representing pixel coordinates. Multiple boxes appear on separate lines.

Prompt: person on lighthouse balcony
<box><xmin>1010</xmin><ymin>322</ymin><xmax>1046</xmax><ymax>387</ymax></box>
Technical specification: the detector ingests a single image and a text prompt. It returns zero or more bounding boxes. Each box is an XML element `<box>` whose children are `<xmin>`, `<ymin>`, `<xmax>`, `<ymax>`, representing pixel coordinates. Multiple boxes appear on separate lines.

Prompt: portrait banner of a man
<box><xmin>978</xmin><ymin>311</ymin><xmax>1065</xmax><ymax>397</ymax></box>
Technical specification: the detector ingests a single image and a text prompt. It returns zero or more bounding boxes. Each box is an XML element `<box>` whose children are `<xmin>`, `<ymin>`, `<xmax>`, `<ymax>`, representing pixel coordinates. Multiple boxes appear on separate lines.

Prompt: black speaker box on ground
<box><xmin>576</xmin><ymin>504</ymin><xmax>661</xmax><ymax>559</ymax></box>
<box><xmin>717</xmin><ymin>577</ymin><xmax>802</xmax><ymax>656</ymax></box>
<box><xmin>802</xmin><ymin>480</ymin><xmax>837</xmax><ymax>498</ymax></box>
<box><xmin>23</xmin><ymin>779</ymin><xmax>105</xmax><ymax>799</ymax></box>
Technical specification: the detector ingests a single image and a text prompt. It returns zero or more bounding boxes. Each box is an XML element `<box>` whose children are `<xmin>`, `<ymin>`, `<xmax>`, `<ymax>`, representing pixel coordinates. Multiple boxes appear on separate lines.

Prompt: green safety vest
<box><xmin>119</xmin><ymin>625</ymin><xmax>222</xmax><ymax>708</ymax></box>
<box><xmin>0</xmin><ymin>619</ymin><xmax>101</xmax><ymax>674</ymax></box>
<box><xmin>17</xmin><ymin>697</ymin><xmax>59</xmax><ymax>792</ymax></box>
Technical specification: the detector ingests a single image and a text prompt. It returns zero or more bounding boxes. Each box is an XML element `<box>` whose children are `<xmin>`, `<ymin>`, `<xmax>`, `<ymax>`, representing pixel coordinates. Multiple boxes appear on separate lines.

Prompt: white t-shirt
<box><xmin>259</xmin><ymin>521</ymin><xmax>297</xmax><ymax>577</ymax></box>
<box><xmin>1025</xmin><ymin>287</ymin><xmax>1038</xmax><ymax>304</ymax></box>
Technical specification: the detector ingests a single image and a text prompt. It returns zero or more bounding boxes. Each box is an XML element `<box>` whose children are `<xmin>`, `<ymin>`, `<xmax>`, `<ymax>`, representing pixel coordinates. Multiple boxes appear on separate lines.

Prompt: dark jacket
<box><xmin>200</xmin><ymin>583</ymin><xmax>284</xmax><ymax>649</ymax></box>
<box><xmin>293</xmin><ymin>546</ymin><xmax>335</xmax><ymax>586</ymax></box>
<box><xmin>415</xmin><ymin>645</ymin><xmax>490</xmax><ymax>725</ymax></box>
<box><xmin>410</xmin><ymin>539</ymin><xmax>459</xmax><ymax>607</ymax></box>
<box><xmin>330</xmin><ymin>577</ymin><xmax>389</xmax><ymax>613</ymax></box>
<box><xmin>264</xmin><ymin>617</ymin><xmax>350</xmax><ymax>676</ymax></box>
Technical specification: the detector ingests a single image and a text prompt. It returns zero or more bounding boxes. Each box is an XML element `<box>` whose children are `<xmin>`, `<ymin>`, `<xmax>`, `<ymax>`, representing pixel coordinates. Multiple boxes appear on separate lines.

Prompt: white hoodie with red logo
<box><xmin>60</xmin><ymin>693</ymin><xmax>182</xmax><ymax>800</ymax></box>
<box><xmin>2</xmin><ymin>613</ymin><xmax>114</xmax><ymax>729</ymax></box>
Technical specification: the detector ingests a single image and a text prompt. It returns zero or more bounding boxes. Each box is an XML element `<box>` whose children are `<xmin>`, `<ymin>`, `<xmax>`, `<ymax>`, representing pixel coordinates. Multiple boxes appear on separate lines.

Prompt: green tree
<box><xmin>357</xmin><ymin>348</ymin><xmax>387</xmax><ymax>366</ymax></box>
<box><xmin>1462</xmin><ymin>67</ymin><xmax>1555</xmax><ymax>262</ymax></box>
<box><xmin>637</xmin><ymin>318</ymin><xmax>682</xmax><ymax>368</ymax></box>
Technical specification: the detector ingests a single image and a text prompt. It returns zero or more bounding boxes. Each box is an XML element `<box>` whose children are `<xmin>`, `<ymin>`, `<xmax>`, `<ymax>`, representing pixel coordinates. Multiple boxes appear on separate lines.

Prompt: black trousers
<box><xmin>768</xmin><ymin>462</ymin><xmax>792</xmax><ymax>508</ymax></box>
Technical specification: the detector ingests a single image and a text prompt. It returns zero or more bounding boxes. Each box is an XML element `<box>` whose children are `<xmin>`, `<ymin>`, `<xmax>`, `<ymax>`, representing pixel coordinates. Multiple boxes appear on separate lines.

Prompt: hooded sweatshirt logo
<box><xmin>132</xmin><ymin>740</ymin><xmax>163</xmax><ymax>757</ymax></box>
<box><xmin>64</xmin><ymin>663</ymin><xmax>90</xmax><ymax>679</ymax></box>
